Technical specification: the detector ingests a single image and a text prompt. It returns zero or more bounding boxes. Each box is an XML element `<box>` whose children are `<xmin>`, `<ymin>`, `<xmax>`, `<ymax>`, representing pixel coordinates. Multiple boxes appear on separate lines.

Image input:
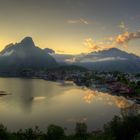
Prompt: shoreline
<box><xmin>0</xmin><ymin>76</ymin><xmax>139</xmax><ymax>104</ymax></box>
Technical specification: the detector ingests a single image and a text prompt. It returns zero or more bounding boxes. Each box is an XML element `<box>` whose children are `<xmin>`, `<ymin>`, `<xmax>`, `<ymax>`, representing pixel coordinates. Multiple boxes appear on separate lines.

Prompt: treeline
<box><xmin>1</xmin><ymin>114</ymin><xmax>140</xmax><ymax>140</ymax></box>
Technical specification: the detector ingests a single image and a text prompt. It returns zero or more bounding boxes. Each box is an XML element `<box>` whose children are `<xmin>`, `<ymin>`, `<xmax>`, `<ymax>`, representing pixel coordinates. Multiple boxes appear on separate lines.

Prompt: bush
<box><xmin>104</xmin><ymin>115</ymin><xmax>140</xmax><ymax>140</ymax></box>
<box><xmin>0</xmin><ymin>124</ymin><xmax>9</xmax><ymax>139</ymax></box>
<box><xmin>47</xmin><ymin>124</ymin><xmax>64</xmax><ymax>140</ymax></box>
<box><xmin>75</xmin><ymin>122</ymin><xmax>88</xmax><ymax>139</ymax></box>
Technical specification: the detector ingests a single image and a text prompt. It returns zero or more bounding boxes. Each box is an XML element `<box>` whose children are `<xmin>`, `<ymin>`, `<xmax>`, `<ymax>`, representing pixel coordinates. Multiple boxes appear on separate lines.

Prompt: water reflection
<box><xmin>83</xmin><ymin>89</ymin><xmax>99</xmax><ymax>104</ymax></box>
<box><xmin>121</xmin><ymin>104</ymin><xmax>140</xmax><ymax>117</ymax></box>
<box><xmin>18</xmin><ymin>79</ymin><xmax>34</xmax><ymax>112</ymax></box>
<box><xmin>67</xmin><ymin>117</ymin><xmax>88</xmax><ymax>123</ymax></box>
<box><xmin>0</xmin><ymin>78</ymin><xmax>139</xmax><ymax>132</ymax></box>
<box><xmin>83</xmin><ymin>89</ymin><xmax>132</xmax><ymax>109</ymax></box>
<box><xmin>15</xmin><ymin>79</ymin><xmax>68</xmax><ymax>112</ymax></box>
<box><xmin>32</xmin><ymin>96</ymin><xmax>46</xmax><ymax>101</ymax></box>
<box><xmin>58</xmin><ymin>81</ymin><xmax>75</xmax><ymax>87</ymax></box>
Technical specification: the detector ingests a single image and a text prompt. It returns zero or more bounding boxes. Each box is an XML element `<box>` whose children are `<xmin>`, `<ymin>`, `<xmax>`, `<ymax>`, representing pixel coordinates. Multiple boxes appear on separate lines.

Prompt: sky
<box><xmin>0</xmin><ymin>0</ymin><xmax>140</xmax><ymax>55</ymax></box>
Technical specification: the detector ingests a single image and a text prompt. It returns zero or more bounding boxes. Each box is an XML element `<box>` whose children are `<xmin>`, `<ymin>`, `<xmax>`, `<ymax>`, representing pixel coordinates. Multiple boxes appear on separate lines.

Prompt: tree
<box><xmin>104</xmin><ymin>115</ymin><xmax>140</xmax><ymax>140</ymax></box>
<box><xmin>0</xmin><ymin>124</ymin><xmax>9</xmax><ymax>139</ymax></box>
<box><xmin>47</xmin><ymin>124</ymin><xmax>64</xmax><ymax>140</ymax></box>
<box><xmin>75</xmin><ymin>122</ymin><xmax>87</xmax><ymax>139</ymax></box>
<box><xmin>134</xmin><ymin>133</ymin><xmax>140</xmax><ymax>140</ymax></box>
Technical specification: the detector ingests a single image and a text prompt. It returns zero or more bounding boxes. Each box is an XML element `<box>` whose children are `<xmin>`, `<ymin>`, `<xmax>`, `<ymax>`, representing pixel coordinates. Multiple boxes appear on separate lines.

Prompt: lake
<box><xmin>0</xmin><ymin>78</ymin><xmax>135</xmax><ymax>133</ymax></box>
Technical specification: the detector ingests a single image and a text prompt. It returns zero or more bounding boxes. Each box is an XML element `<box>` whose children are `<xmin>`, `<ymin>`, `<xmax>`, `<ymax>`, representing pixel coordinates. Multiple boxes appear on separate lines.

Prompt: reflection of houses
<box><xmin>121</xmin><ymin>104</ymin><xmax>140</xmax><ymax>117</ymax></box>
<box><xmin>107</xmin><ymin>82</ymin><xmax>134</xmax><ymax>95</ymax></box>
<box><xmin>44</xmin><ymin>70</ymin><xmax>87</xmax><ymax>82</ymax></box>
<box><xmin>35</xmin><ymin>71</ymin><xmax>48</xmax><ymax>78</ymax></box>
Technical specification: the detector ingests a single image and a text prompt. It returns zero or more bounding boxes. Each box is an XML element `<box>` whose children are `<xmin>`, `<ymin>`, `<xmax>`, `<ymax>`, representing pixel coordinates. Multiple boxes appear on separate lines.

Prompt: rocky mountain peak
<box><xmin>20</xmin><ymin>36</ymin><xmax>35</xmax><ymax>47</ymax></box>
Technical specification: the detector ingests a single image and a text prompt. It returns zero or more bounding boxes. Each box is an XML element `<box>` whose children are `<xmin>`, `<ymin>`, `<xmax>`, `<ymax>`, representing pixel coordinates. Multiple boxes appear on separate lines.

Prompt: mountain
<box><xmin>51</xmin><ymin>48</ymin><xmax>140</xmax><ymax>73</ymax></box>
<box><xmin>0</xmin><ymin>37</ymin><xmax>140</xmax><ymax>74</ymax></box>
<box><xmin>0</xmin><ymin>37</ymin><xmax>57</xmax><ymax>74</ymax></box>
<box><xmin>43</xmin><ymin>48</ymin><xmax>55</xmax><ymax>54</ymax></box>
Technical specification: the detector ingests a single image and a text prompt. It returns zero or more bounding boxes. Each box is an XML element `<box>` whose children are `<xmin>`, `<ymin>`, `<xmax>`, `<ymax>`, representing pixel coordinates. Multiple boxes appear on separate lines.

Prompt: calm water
<box><xmin>0</xmin><ymin>78</ymin><xmax>134</xmax><ymax>132</ymax></box>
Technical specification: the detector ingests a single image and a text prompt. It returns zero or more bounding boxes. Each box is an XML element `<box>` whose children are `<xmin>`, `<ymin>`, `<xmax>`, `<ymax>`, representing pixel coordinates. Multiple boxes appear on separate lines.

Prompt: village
<box><xmin>19</xmin><ymin>67</ymin><xmax>140</xmax><ymax>103</ymax></box>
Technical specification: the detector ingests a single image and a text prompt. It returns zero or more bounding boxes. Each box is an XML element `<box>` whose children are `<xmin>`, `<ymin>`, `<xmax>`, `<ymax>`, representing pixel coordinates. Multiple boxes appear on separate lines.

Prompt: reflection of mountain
<box><xmin>51</xmin><ymin>48</ymin><xmax>140</xmax><ymax>73</ymax></box>
<box><xmin>19</xmin><ymin>79</ymin><xmax>34</xmax><ymax>112</ymax></box>
<box><xmin>0</xmin><ymin>37</ymin><xmax>57</xmax><ymax>74</ymax></box>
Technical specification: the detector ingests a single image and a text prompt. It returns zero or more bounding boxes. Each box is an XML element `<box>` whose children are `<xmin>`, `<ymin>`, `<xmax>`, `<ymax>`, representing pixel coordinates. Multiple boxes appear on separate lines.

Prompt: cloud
<box><xmin>84</xmin><ymin>38</ymin><xmax>115</xmax><ymax>52</ymax></box>
<box><xmin>115</xmin><ymin>30</ymin><xmax>140</xmax><ymax>47</ymax></box>
<box><xmin>119</xmin><ymin>21</ymin><xmax>128</xmax><ymax>32</ymax></box>
<box><xmin>130</xmin><ymin>15</ymin><xmax>140</xmax><ymax>20</ymax></box>
<box><xmin>80</xmin><ymin>18</ymin><xmax>89</xmax><ymax>25</ymax></box>
<box><xmin>56</xmin><ymin>50</ymin><xmax>65</xmax><ymax>53</ymax></box>
<box><xmin>84</xmin><ymin>22</ymin><xmax>140</xmax><ymax>52</ymax></box>
<box><xmin>67</xmin><ymin>18</ymin><xmax>89</xmax><ymax>25</ymax></box>
<box><xmin>84</xmin><ymin>38</ymin><xmax>102</xmax><ymax>52</ymax></box>
<box><xmin>115</xmin><ymin>22</ymin><xmax>140</xmax><ymax>46</ymax></box>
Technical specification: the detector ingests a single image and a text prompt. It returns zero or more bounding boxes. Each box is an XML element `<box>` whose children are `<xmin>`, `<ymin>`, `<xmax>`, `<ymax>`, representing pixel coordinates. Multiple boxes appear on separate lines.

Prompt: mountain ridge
<box><xmin>0</xmin><ymin>37</ymin><xmax>140</xmax><ymax>73</ymax></box>
<box><xmin>0</xmin><ymin>37</ymin><xmax>57</xmax><ymax>74</ymax></box>
<box><xmin>51</xmin><ymin>47</ymin><xmax>140</xmax><ymax>73</ymax></box>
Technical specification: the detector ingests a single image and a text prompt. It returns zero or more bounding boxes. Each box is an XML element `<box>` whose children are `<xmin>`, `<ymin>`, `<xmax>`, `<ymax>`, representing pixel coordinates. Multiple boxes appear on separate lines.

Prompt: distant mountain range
<box><xmin>51</xmin><ymin>48</ymin><xmax>140</xmax><ymax>73</ymax></box>
<box><xmin>0</xmin><ymin>37</ymin><xmax>140</xmax><ymax>74</ymax></box>
<box><xmin>0</xmin><ymin>37</ymin><xmax>57</xmax><ymax>74</ymax></box>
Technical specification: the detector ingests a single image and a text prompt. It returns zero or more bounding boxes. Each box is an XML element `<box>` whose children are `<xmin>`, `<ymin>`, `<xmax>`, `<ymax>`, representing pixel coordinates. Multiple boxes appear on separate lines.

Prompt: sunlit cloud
<box><xmin>84</xmin><ymin>38</ymin><xmax>115</xmax><ymax>52</ymax></box>
<box><xmin>84</xmin><ymin>22</ymin><xmax>140</xmax><ymax>52</ymax></box>
<box><xmin>115</xmin><ymin>30</ymin><xmax>140</xmax><ymax>47</ymax></box>
<box><xmin>56</xmin><ymin>50</ymin><xmax>65</xmax><ymax>53</ymax></box>
<box><xmin>67</xmin><ymin>18</ymin><xmax>89</xmax><ymax>25</ymax></box>
<box><xmin>84</xmin><ymin>38</ymin><xmax>102</xmax><ymax>52</ymax></box>
<box><xmin>115</xmin><ymin>22</ymin><xmax>140</xmax><ymax>47</ymax></box>
<box><xmin>65</xmin><ymin>57</ymin><xmax>77</xmax><ymax>63</ymax></box>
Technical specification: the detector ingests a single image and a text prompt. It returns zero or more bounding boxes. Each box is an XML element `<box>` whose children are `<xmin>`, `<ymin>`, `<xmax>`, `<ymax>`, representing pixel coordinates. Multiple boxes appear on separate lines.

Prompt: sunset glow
<box><xmin>0</xmin><ymin>0</ymin><xmax>139</xmax><ymax>55</ymax></box>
